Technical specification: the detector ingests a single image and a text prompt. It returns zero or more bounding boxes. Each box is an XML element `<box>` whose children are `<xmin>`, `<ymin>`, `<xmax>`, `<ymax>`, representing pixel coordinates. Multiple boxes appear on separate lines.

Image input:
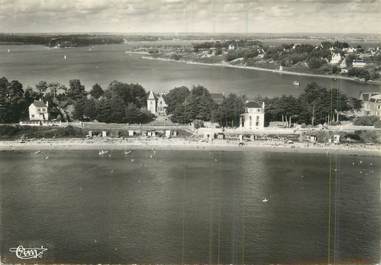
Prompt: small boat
<box><xmin>124</xmin><ymin>151</ymin><xmax>132</xmax><ymax>155</ymax></box>
<box><xmin>262</xmin><ymin>198</ymin><xmax>269</xmax><ymax>203</ymax></box>
<box><xmin>98</xmin><ymin>150</ymin><xmax>109</xmax><ymax>156</ymax></box>
<box><xmin>7</xmin><ymin>49</ymin><xmax>11</xmax><ymax>53</ymax></box>
<box><xmin>293</xmin><ymin>80</ymin><xmax>300</xmax><ymax>86</ymax></box>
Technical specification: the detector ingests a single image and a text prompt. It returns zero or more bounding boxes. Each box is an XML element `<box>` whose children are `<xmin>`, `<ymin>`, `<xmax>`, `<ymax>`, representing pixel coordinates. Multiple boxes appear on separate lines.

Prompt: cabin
<box><xmin>29</xmin><ymin>100</ymin><xmax>49</xmax><ymax>121</ymax></box>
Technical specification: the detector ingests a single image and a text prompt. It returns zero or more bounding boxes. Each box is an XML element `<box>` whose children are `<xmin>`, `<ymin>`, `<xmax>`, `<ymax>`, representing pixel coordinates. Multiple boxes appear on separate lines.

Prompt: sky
<box><xmin>0</xmin><ymin>0</ymin><xmax>380</xmax><ymax>34</ymax></box>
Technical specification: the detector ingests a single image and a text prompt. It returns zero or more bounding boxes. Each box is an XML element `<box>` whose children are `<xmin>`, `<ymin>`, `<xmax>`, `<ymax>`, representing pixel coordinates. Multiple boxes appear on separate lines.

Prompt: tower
<box><xmin>147</xmin><ymin>91</ymin><xmax>156</xmax><ymax>115</ymax></box>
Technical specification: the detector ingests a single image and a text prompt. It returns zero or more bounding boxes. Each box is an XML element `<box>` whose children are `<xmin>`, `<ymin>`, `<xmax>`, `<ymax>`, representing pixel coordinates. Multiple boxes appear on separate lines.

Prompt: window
<box><xmin>256</xmin><ymin>115</ymin><xmax>259</xmax><ymax>126</ymax></box>
<box><xmin>249</xmin><ymin>116</ymin><xmax>252</xmax><ymax>127</ymax></box>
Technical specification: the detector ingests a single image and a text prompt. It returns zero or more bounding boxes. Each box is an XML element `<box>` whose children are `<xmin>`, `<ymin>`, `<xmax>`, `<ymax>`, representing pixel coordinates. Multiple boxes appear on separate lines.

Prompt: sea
<box><xmin>0</xmin><ymin>150</ymin><xmax>380</xmax><ymax>264</ymax></box>
<box><xmin>0</xmin><ymin>44</ymin><xmax>380</xmax><ymax>98</ymax></box>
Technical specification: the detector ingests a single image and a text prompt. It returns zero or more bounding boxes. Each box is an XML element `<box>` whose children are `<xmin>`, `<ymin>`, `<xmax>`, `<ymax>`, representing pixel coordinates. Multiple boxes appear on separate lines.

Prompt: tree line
<box><xmin>164</xmin><ymin>82</ymin><xmax>362</xmax><ymax>127</ymax></box>
<box><xmin>0</xmin><ymin>77</ymin><xmax>154</xmax><ymax>124</ymax></box>
<box><xmin>0</xmin><ymin>76</ymin><xmax>362</xmax><ymax>127</ymax></box>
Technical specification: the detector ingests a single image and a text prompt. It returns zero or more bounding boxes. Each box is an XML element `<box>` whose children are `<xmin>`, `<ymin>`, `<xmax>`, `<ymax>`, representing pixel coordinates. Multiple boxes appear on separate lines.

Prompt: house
<box><xmin>157</xmin><ymin>94</ymin><xmax>168</xmax><ymax>115</ymax></box>
<box><xmin>146</xmin><ymin>91</ymin><xmax>168</xmax><ymax>116</ymax></box>
<box><xmin>367</xmin><ymin>95</ymin><xmax>381</xmax><ymax>117</ymax></box>
<box><xmin>147</xmin><ymin>91</ymin><xmax>157</xmax><ymax>115</ymax></box>
<box><xmin>29</xmin><ymin>100</ymin><xmax>49</xmax><ymax>121</ymax></box>
<box><xmin>330</xmin><ymin>53</ymin><xmax>342</xmax><ymax>65</ymax></box>
<box><xmin>239</xmin><ymin>101</ymin><xmax>265</xmax><ymax>130</ymax></box>
<box><xmin>360</xmin><ymin>92</ymin><xmax>380</xmax><ymax>115</ymax></box>
<box><xmin>228</xmin><ymin>43</ymin><xmax>237</xmax><ymax>50</ymax></box>
<box><xmin>353</xmin><ymin>60</ymin><xmax>367</xmax><ymax>68</ymax></box>
<box><xmin>340</xmin><ymin>58</ymin><xmax>347</xmax><ymax>69</ymax></box>
<box><xmin>343</xmin><ymin>47</ymin><xmax>357</xmax><ymax>53</ymax></box>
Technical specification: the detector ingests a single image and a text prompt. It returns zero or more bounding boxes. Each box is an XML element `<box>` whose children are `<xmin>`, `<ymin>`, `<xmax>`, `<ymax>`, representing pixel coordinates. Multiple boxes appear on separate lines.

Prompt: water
<box><xmin>1</xmin><ymin>150</ymin><xmax>380</xmax><ymax>264</ymax></box>
<box><xmin>0</xmin><ymin>44</ymin><xmax>380</xmax><ymax>98</ymax></box>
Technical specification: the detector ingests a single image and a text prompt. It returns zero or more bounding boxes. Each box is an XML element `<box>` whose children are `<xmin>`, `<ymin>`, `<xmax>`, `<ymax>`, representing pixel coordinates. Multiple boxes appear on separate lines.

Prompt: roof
<box><xmin>246</xmin><ymin>101</ymin><xmax>261</xmax><ymax>108</ymax></box>
<box><xmin>370</xmin><ymin>95</ymin><xmax>381</xmax><ymax>103</ymax></box>
<box><xmin>31</xmin><ymin>100</ymin><xmax>47</xmax><ymax>108</ymax></box>
<box><xmin>210</xmin><ymin>93</ymin><xmax>224</xmax><ymax>105</ymax></box>
<box><xmin>148</xmin><ymin>91</ymin><xmax>156</xmax><ymax>100</ymax></box>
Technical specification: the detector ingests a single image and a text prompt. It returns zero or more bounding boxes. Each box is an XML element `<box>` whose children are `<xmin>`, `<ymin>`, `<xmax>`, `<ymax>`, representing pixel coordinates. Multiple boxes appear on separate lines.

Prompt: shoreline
<box><xmin>1</xmin><ymin>139</ymin><xmax>380</xmax><ymax>156</ymax></box>
<box><xmin>141</xmin><ymin>56</ymin><xmax>381</xmax><ymax>85</ymax></box>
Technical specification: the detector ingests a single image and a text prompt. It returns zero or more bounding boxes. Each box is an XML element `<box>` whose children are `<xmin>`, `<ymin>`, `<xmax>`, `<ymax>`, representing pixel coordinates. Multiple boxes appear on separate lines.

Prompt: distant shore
<box><xmin>141</xmin><ymin>56</ymin><xmax>381</xmax><ymax>85</ymax></box>
<box><xmin>1</xmin><ymin>138</ymin><xmax>380</xmax><ymax>156</ymax></box>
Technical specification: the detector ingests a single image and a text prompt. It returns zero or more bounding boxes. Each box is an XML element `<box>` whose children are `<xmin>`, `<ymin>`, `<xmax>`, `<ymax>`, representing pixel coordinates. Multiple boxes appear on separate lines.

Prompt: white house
<box><xmin>147</xmin><ymin>91</ymin><xmax>157</xmax><ymax>115</ymax></box>
<box><xmin>367</xmin><ymin>95</ymin><xmax>381</xmax><ymax>117</ymax></box>
<box><xmin>29</xmin><ymin>100</ymin><xmax>49</xmax><ymax>121</ymax></box>
<box><xmin>147</xmin><ymin>91</ymin><xmax>168</xmax><ymax>116</ymax></box>
<box><xmin>340</xmin><ymin>58</ymin><xmax>347</xmax><ymax>69</ymax></box>
<box><xmin>330</xmin><ymin>53</ymin><xmax>342</xmax><ymax>65</ymax></box>
<box><xmin>353</xmin><ymin>60</ymin><xmax>367</xmax><ymax>68</ymax></box>
<box><xmin>239</xmin><ymin>101</ymin><xmax>265</xmax><ymax>130</ymax></box>
<box><xmin>157</xmin><ymin>94</ymin><xmax>168</xmax><ymax>115</ymax></box>
<box><xmin>360</xmin><ymin>92</ymin><xmax>381</xmax><ymax>117</ymax></box>
<box><xmin>228</xmin><ymin>43</ymin><xmax>237</xmax><ymax>50</ymax></box>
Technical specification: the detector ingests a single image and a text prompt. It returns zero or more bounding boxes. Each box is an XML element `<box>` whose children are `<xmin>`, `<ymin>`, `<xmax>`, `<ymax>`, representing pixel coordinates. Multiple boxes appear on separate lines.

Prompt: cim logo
<box><xmin>9</xmin><ymin>245</ymin><xmax>48</xmax><ymax>259</ymax></box>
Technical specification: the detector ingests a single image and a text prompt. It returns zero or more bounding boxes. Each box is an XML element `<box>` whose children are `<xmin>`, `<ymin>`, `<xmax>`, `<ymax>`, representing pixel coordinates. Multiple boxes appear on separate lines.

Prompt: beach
<box><xmin>1</xmin><ymin>138</ymin><xmax>380</xmax><ymax>156</ymax></box>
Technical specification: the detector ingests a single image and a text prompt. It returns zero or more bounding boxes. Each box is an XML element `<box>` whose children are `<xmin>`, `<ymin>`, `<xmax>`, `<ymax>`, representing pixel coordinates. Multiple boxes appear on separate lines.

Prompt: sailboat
<box><xmin>64</xmin><ymin>55</ymin><xmax>67</xmax><ymax>60</ymax></box>
<box><xmin>7</xmin><ymin>49</ymin><xmax>10</xmax><ymax>53</ymax></box>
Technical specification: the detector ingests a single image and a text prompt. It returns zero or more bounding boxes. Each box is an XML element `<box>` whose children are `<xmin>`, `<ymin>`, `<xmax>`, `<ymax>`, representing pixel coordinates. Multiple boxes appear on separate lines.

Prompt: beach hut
<box><xmin>102</xmin><ymin>131</ymin><xmax>107</xmax><ymax>137</ymax></box>
<box><xmin>217</xmin><ymin>132</ymin><xmax>225</xmax><ymax>140</ymax></box>
<box><xmin>310</xmin><ymin>135</ymin><xmax>317</xmax><ymax>143</ymax></box>
<box><xmin>87</xmin><ymin>131</ymin><xmax>93</xmax><ymax>138</ymax></box>
<box><xmin>165</xmin><ymin>130</ymin><xmax>171</xmax><ymax>138</ymax></box>
<box><xmin>172</xmin><ymin>130</ymin><xmax>177</xmax><ymax>137</ymax></box>
<box><xmin>128</xmin><ymin>130</ymin><xmax>134</xmax><ymax>137</ymax></box>
<box><xmin>333</xmin><ymin>135</ymin><xmax>340</xmax><ymax>144</ymax></box>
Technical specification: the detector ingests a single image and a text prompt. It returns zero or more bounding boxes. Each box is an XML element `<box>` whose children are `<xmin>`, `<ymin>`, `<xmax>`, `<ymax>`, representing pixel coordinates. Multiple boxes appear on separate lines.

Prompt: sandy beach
<box><xmin>1</xmin><ymin>138</ymin><xmax>380</xmax><ymax>156</ymax></box>
<box><xmin>141</xmin><ymin>56</ymin><xmax>381</xmax><ymax>84</ymax></box>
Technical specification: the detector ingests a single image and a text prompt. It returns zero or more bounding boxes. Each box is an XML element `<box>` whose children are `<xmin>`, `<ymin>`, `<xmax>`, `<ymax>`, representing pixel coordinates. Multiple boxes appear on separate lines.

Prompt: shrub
<box><xmin>0</xmin><ymin>125</ymin><xmax>86</xmax><ymax>140</ymax></box>
<box><xmin>353</xmin><ymin>116</ymin><xmax>380</xmax><ymax>126</ymax></box>
<box><xmin>375</xmin><ymin>120</ymin><xmax>381</xmax><ymax>128</ymax></box>
<box><xmin>193</xmin><ymin>119</ymin><xmax>204</xmax><ymax>129</ymax></box>
<box><xmin>357</xmin><ymin>130</ymin><xmax>381</xmax><ymax>144</ymax></box>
